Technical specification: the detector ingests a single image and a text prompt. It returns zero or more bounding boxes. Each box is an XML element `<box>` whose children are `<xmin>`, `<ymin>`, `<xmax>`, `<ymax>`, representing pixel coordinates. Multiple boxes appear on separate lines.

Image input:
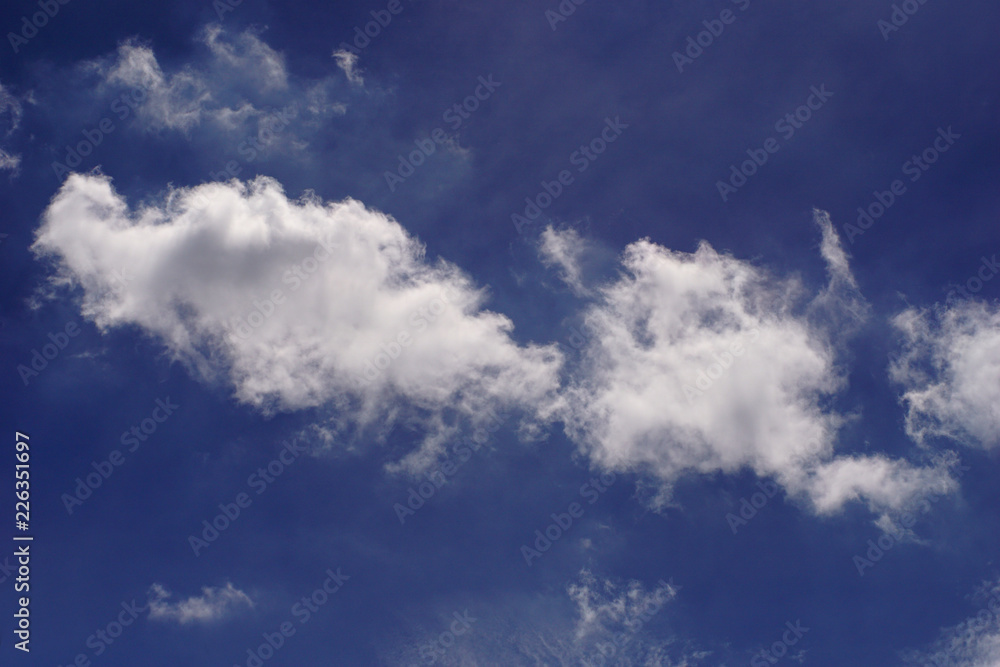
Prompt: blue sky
<box><xmin>1</xmin><ymin>0</ymin><xmax>999</xmax><ymax>665</ymax></box>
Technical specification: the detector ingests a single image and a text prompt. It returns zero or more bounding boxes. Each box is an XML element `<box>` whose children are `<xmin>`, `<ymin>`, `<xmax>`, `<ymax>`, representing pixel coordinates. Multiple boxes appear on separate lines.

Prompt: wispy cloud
<box><xmin>147</xmin><ymin>582</ymin><xmax>253</xmax><ymax>624</ymax></box>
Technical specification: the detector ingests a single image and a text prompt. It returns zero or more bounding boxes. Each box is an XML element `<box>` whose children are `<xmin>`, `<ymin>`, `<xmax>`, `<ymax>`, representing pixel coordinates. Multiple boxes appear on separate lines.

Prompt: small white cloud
<box><xmin>808</xmin><ymin>209</ymin><xmax>870</xmax><ymax>331</ymax></box>
<box><xmin>891</xmin><ymin>299</ymin><xmax>1000</xmax><ymax>449</ymax></box>
<box><xmin>148</xmin><ymin>582</ymin><xmax>253</xmax><ymax>624</ymax></box>
<box><xmin>332</xmin><ymin>48</ymin><xmax>364</xmax><ymax>86</ymax></box>
<box><xmin>539</xmin><ymin>226</ymin><xmax>594</xmax><ymax>297</ymax></box>
<box><xmin>201</xmin><ymin>24</ymin><xmax>288</xmax><ymax>91</ymax></box>
<box><xmin>0</xmin><ymin>148</ymin><xmax>20</xmax><ymax>172</ymax></box>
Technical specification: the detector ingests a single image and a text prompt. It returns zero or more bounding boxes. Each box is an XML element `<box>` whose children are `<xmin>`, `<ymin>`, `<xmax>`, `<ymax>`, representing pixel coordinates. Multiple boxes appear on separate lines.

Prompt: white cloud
<box><xmin>559</xmin><ymin>211</ymin><xmax>954</xmax><ymax>515</ymax></box>
<box><xmin>201</xmin><ymin>25</ymin><xmax>288</xmax><ymax>91</ymax></box>
<box><xmin>808</xmin><ymin>209</ymin><xmax>870</xmax><ymax>331</ymax></box>
<box><xmin>89</xmin><ymin>26</ymin><xmax>296</xmax><ymax>133</ymax></box>
<box><xmin>0</xmin><ymin>149</ymin><xmax>19</xmax><ymax>172</ymax></box>
<box><xmin>539</xmin><ymin>226</ymin><xmax>594</xmax><ymax>297</ymax></box>
<box><xmin>332</xmin><ymin>48</ymin><xmax>364</xmax><ymax>86</ymax></box>
<box><xmin>891</xmin><ymin>299</ymin><xmax>1000</xmax><ymax>450</ymax></box>
<box><xmin>32</xmin><ymin>173</ymin><xmax>563</xmax><ymax>468</ymax></box>
<box><xmin>147</xmin><ymin>582</ymin><xmax>253</xmax><ymax>624</ymax></box>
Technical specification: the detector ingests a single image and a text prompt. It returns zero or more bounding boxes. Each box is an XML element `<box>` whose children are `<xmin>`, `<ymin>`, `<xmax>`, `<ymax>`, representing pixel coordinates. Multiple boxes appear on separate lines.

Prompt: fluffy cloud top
<box><xmin>891</xmin><ymin>299</ymin><xmax>1000</xmax><ymax>449</ymax></box>
<box><xmin>557</xmin><ymin>213</ymin><xmax>954</xmax><ymax>514</ymax></box>
<box><xmin>32</xmin><ymin>174</ymin><xmax>562</xmax><ymax>466</ymax></box>
<box><xmin>148</xmin><ymin>582</ymin><xmax>253</xmax><ymax>624</ymax></box>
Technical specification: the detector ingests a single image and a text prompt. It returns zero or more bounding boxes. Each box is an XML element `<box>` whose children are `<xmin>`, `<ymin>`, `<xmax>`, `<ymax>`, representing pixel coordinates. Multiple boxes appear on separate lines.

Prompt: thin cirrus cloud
<box><xmin>31</xmin><ymin>173</ymin><xmax>565</xmax><ymax>470</ymax></box>
<box><xmin>331</xmin><ymin>48</ymin><xmax>364</xmax><ymax>87</ymax></box>
<box><xmin>381</xmin><ymin>569</ymin><xmax>694</xmax><ymax>665</ymax></box>
<box><xmin>147</xmin><ymin>582</ymin><xmax>253</xmax><ymax>624</ymax></box>
<box><xmin>80</xmin><ymin>25</ymin><xmax>344</xmax><ymax>136</ymax></box>
<box><xmin>552</xmin><ymin>212</ymin><xmax>956</xmax><ymax>516</ymax></box>
<box><xmin>891</xmin><ymin>299</ymin><xmax>1000</xmax><ymax>450</ymax></box>
<box><xmin>0</xmin><ymin>81</ymin><xmax>23</xmax><ymax>172</ymax></box>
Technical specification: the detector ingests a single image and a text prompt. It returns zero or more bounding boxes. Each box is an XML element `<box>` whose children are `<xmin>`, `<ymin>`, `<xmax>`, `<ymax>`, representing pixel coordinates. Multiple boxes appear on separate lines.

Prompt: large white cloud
<box><xmin>891</xmin><ymin>299</ymin><xmax>1000</xmax><ymax>450</ymax></box>
<box><xmin>32</xmin><ymin>174</ymin><xmax>563</xmax><ymax>467</ymax></box>
<box><xmin>557</xmin><ymin>212</ymin><xmax>955</xmax><ymax>514</ymax></box>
